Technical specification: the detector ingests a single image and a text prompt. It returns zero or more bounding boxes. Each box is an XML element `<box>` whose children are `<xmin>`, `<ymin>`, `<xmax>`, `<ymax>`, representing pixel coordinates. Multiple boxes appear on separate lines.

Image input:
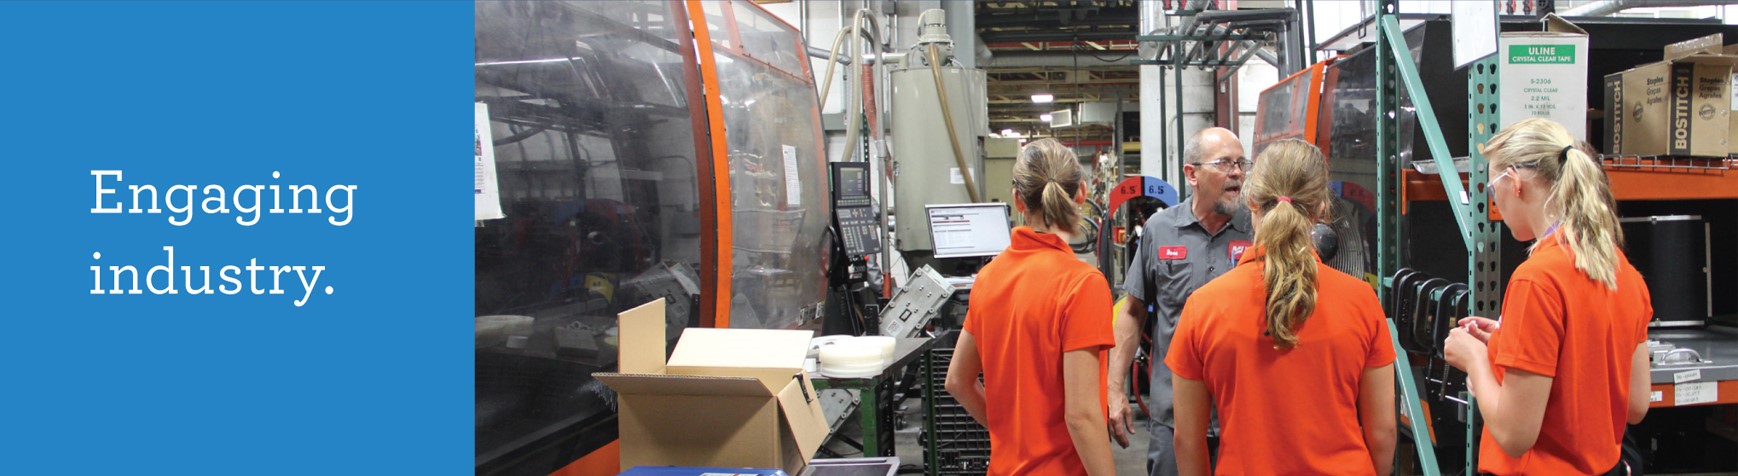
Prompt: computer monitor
<box><xmin>831</xmin><ymin>162</ymin><xmax>871</xmax><ymax>202</ymax></box>
<box><xmin>926</xmin><ymin>203</ymin><xmax>1013</xmax><ymax>259</ymax></box>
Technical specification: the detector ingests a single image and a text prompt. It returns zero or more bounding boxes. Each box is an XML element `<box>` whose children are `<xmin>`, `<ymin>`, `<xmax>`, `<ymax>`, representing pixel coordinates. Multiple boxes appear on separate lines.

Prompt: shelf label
<box><xmin>1673</xmin><ymin>369</ymin><xmax>1702</xmax><ymax>384</ymax></box>
<box><xmin>1674</xmin><ymin>382</ymin><xmax>1718</xmax><ymax>406</ymax></box>
<box><xmin>1650</xmin><ymin>390</ymin><xmax>1663</xmax><ymax>403</ymax></box>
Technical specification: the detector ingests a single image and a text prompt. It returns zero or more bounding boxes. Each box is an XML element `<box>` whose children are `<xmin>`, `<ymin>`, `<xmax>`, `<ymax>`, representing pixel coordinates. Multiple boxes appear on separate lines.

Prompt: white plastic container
<box><xmin>860</xmin><ymin>336</ymin><xmax>896</xmax><ymax>364</ymax></box>
<box><xmin>819</xmin><ymin>339</ymin><xmax>884</xmax><ymax>378</ymax></box>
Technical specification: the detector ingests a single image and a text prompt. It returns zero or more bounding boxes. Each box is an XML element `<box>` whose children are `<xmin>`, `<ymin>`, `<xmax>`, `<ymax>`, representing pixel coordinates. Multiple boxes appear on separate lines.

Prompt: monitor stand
<box><xmin>935</xmin><ymin>256</ymin><xmax>990</xmax><ymax>278</ymax></box>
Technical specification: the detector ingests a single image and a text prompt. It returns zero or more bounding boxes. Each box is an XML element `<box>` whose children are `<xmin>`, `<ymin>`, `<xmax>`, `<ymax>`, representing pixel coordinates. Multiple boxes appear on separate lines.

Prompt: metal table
<box><xmin>808</xmin><ymin>337</ymin><xmax>935</xmax><ymax>457</ymax></box>
<box><xmin>1646</xmin><ymin>327</ymin><xmax>1738</xmax><ymax>408</ymax></box>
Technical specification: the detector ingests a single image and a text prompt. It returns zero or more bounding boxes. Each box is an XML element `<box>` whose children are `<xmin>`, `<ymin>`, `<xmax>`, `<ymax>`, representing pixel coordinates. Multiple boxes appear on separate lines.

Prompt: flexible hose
<box><xmin>927</xmin><ymin>43</ymin><xmax>979</xmax><ymax>203</ymax></box>
<box><xmin>816</xmin><ymin>9</ymin><xmax>866</xmax><ymax>113</ymax></box>
<box><xmin>835</xmin><ymin>11</ymin><xmax>865</xmax><ymax>165</ymax></box>
<box><xmin>815</xmin><ymin>27</ymin><xmax>849</xmax><ymax>112</ymax></box>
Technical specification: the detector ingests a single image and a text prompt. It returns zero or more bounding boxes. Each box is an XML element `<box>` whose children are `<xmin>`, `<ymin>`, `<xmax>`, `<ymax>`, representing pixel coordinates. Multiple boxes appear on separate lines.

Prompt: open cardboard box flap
<box><xmin>1665</xmin><ymin>33</ymin><xmax>1723</xmax><ymax>61</ymax></box>
<box><xmin>777</xmin><ymin>372</ymin><xmax>828</xmax><ymax>455</ymax></box>
<box><xmin>1505</xmin><ymin>13</ymin><xmax>1584</xmax><ymax>38</ymax></box>
<box><xmin>1543</xmin><ymin>13</ymin><xmax>1585</xmax><ymax>35</ymax></box>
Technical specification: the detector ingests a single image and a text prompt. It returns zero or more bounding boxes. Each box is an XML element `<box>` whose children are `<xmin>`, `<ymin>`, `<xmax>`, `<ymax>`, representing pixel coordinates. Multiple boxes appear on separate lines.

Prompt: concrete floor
<box><xmin>820</xmin><ymin>396</ymin><xmax>1151</xmax><ymax>475</ymax></box>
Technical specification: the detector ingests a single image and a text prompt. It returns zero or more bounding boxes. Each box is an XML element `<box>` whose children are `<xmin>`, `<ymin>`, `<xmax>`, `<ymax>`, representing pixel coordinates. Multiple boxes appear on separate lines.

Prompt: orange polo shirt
<box><xmin>1166</xmin><ymin>247</ymin><xmax>1396</xmax><ymax>475</ymax></box>
<box><xmin>1478</xmin><ymin>237</ymin><xmax>1652</xmax><ymax>475</ymax></box>
<box><xmin>963</xmin><ymin>226</ymin><xmax>1115</xmax><ymax>476</ymax></box>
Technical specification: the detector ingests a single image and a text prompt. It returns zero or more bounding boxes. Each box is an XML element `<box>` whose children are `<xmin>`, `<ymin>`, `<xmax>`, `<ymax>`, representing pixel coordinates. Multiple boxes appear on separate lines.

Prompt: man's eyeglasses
<box><xmin>1193</xmin><ymin>158</ymin><xmax>1253</xmax><ymax>172</ymax></box>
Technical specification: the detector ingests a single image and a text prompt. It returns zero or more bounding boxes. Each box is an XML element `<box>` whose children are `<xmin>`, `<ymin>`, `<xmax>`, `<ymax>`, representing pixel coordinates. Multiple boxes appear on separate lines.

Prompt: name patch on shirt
<box><xmin>1158</xmin><ymin>246</ymin><xmax>1187</xmax><ymax>260</ymax></box>
<box><xmin>1229</xmin><ymin>240</ymin><xmax>1253</xmax><ymax>262</ymax></box>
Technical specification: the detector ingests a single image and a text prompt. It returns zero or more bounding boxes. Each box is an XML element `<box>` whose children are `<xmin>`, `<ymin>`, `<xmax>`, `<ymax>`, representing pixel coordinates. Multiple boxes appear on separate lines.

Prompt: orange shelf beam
<box><xmin>1404</xmin><ymin>158</ymin><xmax>1738</xmax><ymax>206</ymax></box>
<box><xmin>1603</xmin><ymin>157</ymin><xmax>1738</xmax><ymax>201</ymax></box>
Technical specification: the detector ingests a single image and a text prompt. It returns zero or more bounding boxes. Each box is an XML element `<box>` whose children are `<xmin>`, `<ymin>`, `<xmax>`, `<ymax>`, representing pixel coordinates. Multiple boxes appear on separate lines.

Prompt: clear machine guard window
<box><xmin>926</xmin><ymin>203</ymin><xmax>1012</xmax><ymax>259</ymax></box>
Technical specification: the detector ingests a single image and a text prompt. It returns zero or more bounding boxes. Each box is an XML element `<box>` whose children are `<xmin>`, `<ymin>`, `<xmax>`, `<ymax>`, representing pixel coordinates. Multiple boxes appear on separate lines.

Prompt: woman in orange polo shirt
<box><xmin>1166</xmin><ymin>139</ymin><xmax>1397</xmax><ymax>475</ymax></box>
<box><xmin>1443</xmin><ymin>118</ymin><xmax>1652</xmax><ymax>475</ymax></box>
<box><xmin>945</xmin><ymin>138</ymin><xmax>1116</xmax><ymax>476</ymax></box>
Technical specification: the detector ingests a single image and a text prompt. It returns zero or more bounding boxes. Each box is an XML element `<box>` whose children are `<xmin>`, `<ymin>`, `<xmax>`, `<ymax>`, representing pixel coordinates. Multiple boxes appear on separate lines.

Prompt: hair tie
<box><xmin>1276</xmin><ymin>196</ymin><xmax>1292</xmax><ymax>205</ymax></box>
<box><xmin>1558</xmin><ymin>145</ymin><xmax>1574</xmax><ymax>164</ymax></box>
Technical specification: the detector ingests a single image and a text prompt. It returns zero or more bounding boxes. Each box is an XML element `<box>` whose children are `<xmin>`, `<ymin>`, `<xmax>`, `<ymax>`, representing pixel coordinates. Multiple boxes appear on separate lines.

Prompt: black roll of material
<box><xmin>1621</xmin><ymin>216</ymin><xmax>1707</xmax><ymax>325</ymax></box>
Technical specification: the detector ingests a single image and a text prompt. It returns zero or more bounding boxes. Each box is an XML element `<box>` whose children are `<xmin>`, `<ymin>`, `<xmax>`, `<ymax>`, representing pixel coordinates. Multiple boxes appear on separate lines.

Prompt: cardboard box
<box><xmin>594</xmin><ymin>300</ymin><xmax>827</xmax><ymax>475</ymax></box>
<box><xmin>1665</xmin><ymin>34</ymin><xmax>1723</xmax><ymax>61</ymax></box>
<box><xmin>1500</xmin><ymin>14</ymin><xmax>1588</xmax><ymax>141</ymax></box>
<box><xmin>1603</xmin><ymin>70</ymin><xmax>1626</xmax><ymax>155</ymax></box>
<box><xmin>1620</xmin><ymin>55</ymin><xmax>1736</xmax><ymax>157</ymax></box>
<box><xmin>1728</xmin><ymin>44</ymin><xmax>1738</xmax><ymax>155</ymax></box>
<box><xmin>1731</xmin><ymin>64</ymin><xmax>1738</xmax><ymax>156</ymax></box>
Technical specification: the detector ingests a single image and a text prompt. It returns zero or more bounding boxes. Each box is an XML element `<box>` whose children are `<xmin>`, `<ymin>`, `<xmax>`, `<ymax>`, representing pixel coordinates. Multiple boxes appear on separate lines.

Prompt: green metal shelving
<box><xmin>1373</xmin><ymin>0</ymin><xmax>1504</xmax><ymax>474</ymax></box>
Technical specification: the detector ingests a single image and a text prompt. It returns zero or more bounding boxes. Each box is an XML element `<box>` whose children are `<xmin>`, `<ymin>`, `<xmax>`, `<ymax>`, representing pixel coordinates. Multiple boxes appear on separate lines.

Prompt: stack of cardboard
<box><xmin>595</xmin><ymin>300</ymin><xmax>829</xmax><ymax>475</ymax></box>
<box><xmin>1604</xmin><ymin>34</ymin><xmax>1738</xmax><ymax>157</ymax></box>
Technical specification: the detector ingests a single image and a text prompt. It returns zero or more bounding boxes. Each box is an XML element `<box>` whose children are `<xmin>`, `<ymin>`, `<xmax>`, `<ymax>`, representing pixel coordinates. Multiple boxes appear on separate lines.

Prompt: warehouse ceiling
<box><xmin>974</xmin><ymin>1</ymin><xmax>1299</xmax><ymax>145</ymax></box>
<box><xmin>977</xmin><ymin>1</ymin><xmax>1140</xmax><ymax>145</ymax></box>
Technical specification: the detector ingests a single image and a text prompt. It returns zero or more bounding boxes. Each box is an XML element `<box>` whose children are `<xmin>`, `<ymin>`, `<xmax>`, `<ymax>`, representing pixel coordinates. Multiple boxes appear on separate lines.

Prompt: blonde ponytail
<box><xmin>1243</xmin><ymin>139</ymin><xmax>1331</xmax><ymax>349</ymax></box>
<box><xmin>1257</xmin><ymin>200</ymin><xmax>1318</xmax><ymax>348</ymax></box>
<box><xmin>1480</xmin><ymin>119</ymin><xmax>1624</xmax><ymax>289</ymax></box>
<box><xmin>1012</xmin><ymin>138</ymin><xmax>1083</xmax><ymax>231</ymax></box>
<box><xmin>1553</xmin><ymin>146</ymin><xmax>1623</xmax><ymax>288</ymax></box>
<box><xmin>1038</xmin><ymin>180</ymin><xmax>1079</xmax><ymax>233</ymax></box>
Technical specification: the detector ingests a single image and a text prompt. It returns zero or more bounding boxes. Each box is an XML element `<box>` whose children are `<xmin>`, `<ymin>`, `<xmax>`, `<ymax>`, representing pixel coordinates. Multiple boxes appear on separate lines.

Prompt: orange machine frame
<box><xmin>557</xmin><ymin>1</ymin><xmax>824</xmax><ymax>472</ymax></box>
<box><xmin>1252</xmin><ymin>59</ymin><xmax>1329</xmax><ymax>157</ymax></box>
<box><xmin>686</xmin><ymin>0</ymin><xmax>825</xmax><ymax>329</ymax></box>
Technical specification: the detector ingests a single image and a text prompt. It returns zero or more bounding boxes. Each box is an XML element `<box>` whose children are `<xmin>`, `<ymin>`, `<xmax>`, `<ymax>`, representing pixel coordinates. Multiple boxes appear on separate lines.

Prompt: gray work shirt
<box><xmin>1122</xmin><ymin>196</ymin><xmax>1253</xmax><ymax>429</ymax></box>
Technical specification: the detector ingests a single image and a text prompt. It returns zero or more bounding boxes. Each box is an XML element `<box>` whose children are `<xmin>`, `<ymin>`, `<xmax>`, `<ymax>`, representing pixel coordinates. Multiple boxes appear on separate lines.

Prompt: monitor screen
<box><xmin>840</xmin><ymin>167</ymin><xmax>867</xmax><ymax>198</ymax></box>
<box><xmin>832</xmin><ymin>162</ymin><xmax>871</xmax><ymax>200</ymax></box>
<box><xmin>926</xmin><ymin>203</ymin><xmax>1012</xmax><ymax>258</ymax></box>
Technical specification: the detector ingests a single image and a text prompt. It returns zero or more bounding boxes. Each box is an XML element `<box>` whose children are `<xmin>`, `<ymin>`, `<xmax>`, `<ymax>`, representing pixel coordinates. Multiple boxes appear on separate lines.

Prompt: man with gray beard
<box><xmin>1106</xmin><ymin>127</ymin><xmax>1254</xmax><ymax>476</ymax></box>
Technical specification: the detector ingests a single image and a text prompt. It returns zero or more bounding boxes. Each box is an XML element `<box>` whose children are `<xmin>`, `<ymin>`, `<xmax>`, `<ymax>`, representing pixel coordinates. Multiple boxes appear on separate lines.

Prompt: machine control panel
<box><xmin>837</xmin><ymin>206</ymin><xmax>881</xmax><ymax>257</ymax></box>
<box><xmin>831</xmin><ymin>162</ymin><xmax>882</xmax><ymax>258</ymax></box>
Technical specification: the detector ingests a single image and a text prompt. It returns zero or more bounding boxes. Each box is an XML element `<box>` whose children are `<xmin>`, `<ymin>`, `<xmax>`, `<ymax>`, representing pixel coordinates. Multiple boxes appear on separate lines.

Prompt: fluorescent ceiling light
<box><xmin>1040</xmin><ymin>114</ymin><xmax>1053</xmax><ymax>123</ymax></box>
<box><xmin>1031</xmin><ymin>93</ymin><xmax>1054</xmax><ymax>103</ymax></box>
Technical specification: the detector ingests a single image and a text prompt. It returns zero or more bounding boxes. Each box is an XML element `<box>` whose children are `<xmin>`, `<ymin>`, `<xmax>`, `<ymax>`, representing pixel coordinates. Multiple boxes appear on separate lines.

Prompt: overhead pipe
<box><xmin>1563</xmin><ymin>0</ymin><xmax>1726</xmax><ymax>17</ymax></box>
<box><xmin>975</xmin><ymin>34</ymin><xmax>996</xmax><ymax>66</ymax></box>
<box><xmin>1172</xmin><ymin>25</ymin><xmax>1284</xmax><ymax>68</ymax></box>
<box><xmin>981</xmin><ymin>31</ymin><xmax>1145</xmax><ymax>43</ymax></box>
<box><xmin>809</xmin><ymin>45</ymin><xmax>850</xmax><ymax>64</ymax></box>
<box><xmin>1165</xmin><ymin>0</ymin><xmax>1216</xmax><ymax>74</ymax></box>
<box><xmin>1169</xmin><ymin>1</ymin><xmax>1288</xmax><ymax>72</ymax></box>
<box><xmin>1181</xmin><ymin>21</ymin><xmax>1288</xmax><ymax>67</ymax></box>
<box><xmin>980</xmin><ymin>50</ymin><xmax>1143</xmax><ymax>68</ymax></box>
<box><xmin>1179</xmin><ymin>9</ymin><xmax>1295</xmax><ymax>66</ymax></box>
<box><xmin>945</xmin><ymin>0</ymin><xmax>979</xmax><ymax>69</ymax></box>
